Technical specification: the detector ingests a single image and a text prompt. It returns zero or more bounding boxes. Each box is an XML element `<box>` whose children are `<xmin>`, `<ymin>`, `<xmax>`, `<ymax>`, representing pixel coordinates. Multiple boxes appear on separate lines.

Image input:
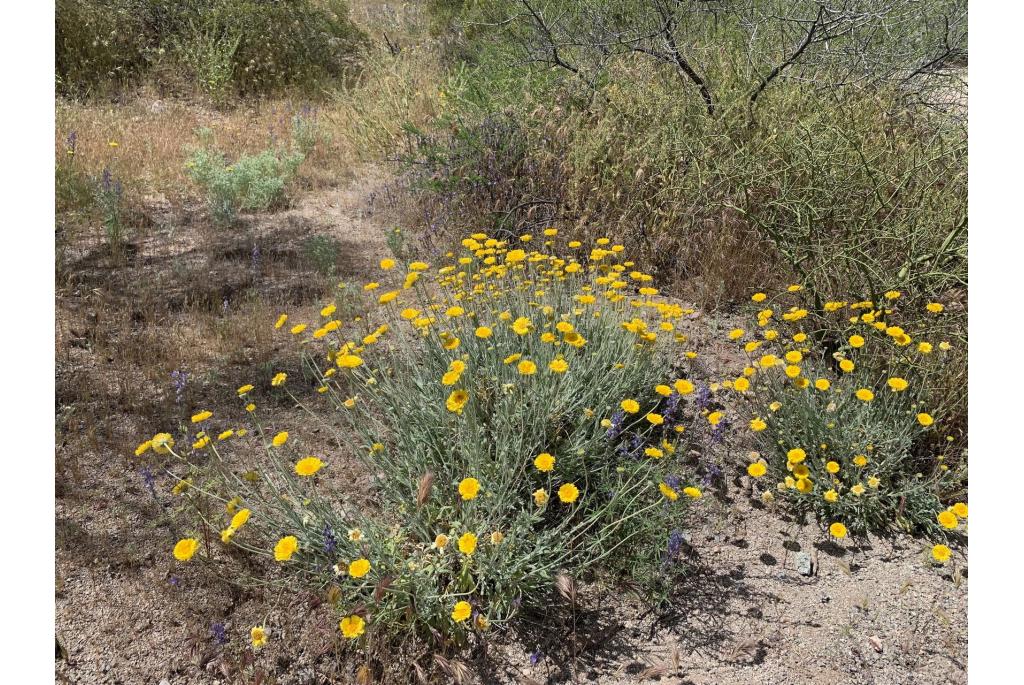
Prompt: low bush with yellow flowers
<box><xmin>726</xmin><ymin>287</ymin><xmax>967</xmax><ymax>537</ymax></box>
<box><xmin>139</xmin><ymin>230</ymin><xmax>715</xmax><ymax>649</ymax></box>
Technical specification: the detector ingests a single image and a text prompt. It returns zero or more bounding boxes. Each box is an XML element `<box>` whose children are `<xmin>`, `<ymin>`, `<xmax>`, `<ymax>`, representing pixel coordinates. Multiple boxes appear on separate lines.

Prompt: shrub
<box><xmin>725</xmin><ymin>287</ymin><xmax>966</xmax><ymax>537</ymax></box>
<box><xmin>55</xmin><ymin>0</ymin><xmax>366</xmax><ymax>97</ymax></box>
<box><xmin>139</xmin><ymin>232</ymin><xmax>708</xmax><ymax>645</ymax></box>
<box><xmin>185</xmin><ymin>129</ymin><xmax>305</xmax><ymax>224</ymax></box>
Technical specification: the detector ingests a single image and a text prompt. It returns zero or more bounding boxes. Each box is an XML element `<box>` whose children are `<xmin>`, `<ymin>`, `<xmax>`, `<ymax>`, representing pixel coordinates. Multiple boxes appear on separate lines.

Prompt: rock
<box><xmin>795</xmin><ymin>552</ymin><xmax>814</xmax><ymax>576</ymax></box>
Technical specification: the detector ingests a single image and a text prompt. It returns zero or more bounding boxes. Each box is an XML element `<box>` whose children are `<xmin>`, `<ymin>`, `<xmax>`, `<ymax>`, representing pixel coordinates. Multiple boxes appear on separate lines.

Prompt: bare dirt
<box><xmin>55</xmin><ymin>169</ymin><xmax>967</xmax><ymax>685</ymax></box>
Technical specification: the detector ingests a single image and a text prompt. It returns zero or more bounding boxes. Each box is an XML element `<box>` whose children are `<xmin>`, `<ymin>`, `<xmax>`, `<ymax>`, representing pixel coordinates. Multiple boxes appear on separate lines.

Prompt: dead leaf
<box><xmin>868</xmin><ymin>635</ymin><xmax>883</xmax><ymax>653</ymax></box>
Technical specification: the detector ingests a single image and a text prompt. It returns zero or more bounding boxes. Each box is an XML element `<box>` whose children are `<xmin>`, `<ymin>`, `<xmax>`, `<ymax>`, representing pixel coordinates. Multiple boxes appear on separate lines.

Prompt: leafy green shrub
<box><xmin>302</xmin><ymin>235</ymin><xmax>341</xmax><ymax>276</ymax></box>
<box><xmin>56</xmin><ymin>0</ymin><xmax>366</xmax><ymax>97</ymax></box>
<box><xmin>185</xmin><ymin>130</ymin><xmax>304</xmax><ymax>224</ymax></box>
<box><xmin>141</xmin><ymin>233</ymin><xmax>706</xmax><ymax>646</ymax></box>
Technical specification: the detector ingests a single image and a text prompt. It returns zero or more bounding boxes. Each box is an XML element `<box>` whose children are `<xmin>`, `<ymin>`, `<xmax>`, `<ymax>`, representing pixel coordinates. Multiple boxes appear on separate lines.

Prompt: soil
<box><xmin>55</xmin><ymin>169</ymin><xmax>967</xmax><ymax>685</ymax></box>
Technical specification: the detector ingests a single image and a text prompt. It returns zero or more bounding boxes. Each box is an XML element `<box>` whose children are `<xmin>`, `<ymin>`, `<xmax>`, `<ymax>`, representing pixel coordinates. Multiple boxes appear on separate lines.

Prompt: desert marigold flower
<box><xmin>237</xmin><ymin>384</ymin><xmax>254</xmax><ymax>396</ymax></box>
<box><xmin>707</xmin><ymin>411</ymin><xmax>723</xmax><ymax>426</ymax></box>
<box><xmin>134</xmin><ymin>440</ymin><xmax>152</xmax><ymax>456</ymax></box>
<box><xmin>505</xmin><ymin>249</ymin><xmax>526</xmax><ymax>263</ymax></box>
<box><xmin>458</xmin><ymin>532</ymin><xmax>478</xmax><ymax>555</ymax></box>
<box><xmin>432</xmin><ymin>533</ymin><xmax>448</xmax><ymax>549</ymax></box>
<box><xmin>752</xmin><ymin>292</ymin><xmax>767</xmax><ymax>302</ymax></box>
<box><xmin>620</xmin><ymin>399</ymin><xmax>640</xmax><ymax>414</ymax></box>
<box><xmin>336</xmin><ymin>354</ymin><xmax>363</xmax><ymax>369</ymax></box>
<box><xmin>321</xmin><ymin>303</ymin><xmax>337</xmax><ymax>318</ymax></box>
<box><xmin>490</xmin><ymin>531</ymin><xmax>505</xmax><ymax>545</ymax></box>
<box><xmin>655</xmin><ymin>384</ymin><xmax>673</xmax><ymax>397</ymax></box>
<box><xmin>173</xmin><ymin>538</ymin><xmax>199</xmax><ymax>561</ymax></box>
<box><xmin>446</xmin><ymin>389</ymin><xmax>469</xmax><ymax>414</ymax></box>
<box><xmin>349</xmin><ymin>558</ymin><xmax>371</xmax><ymax>578</ymax></box>
<box><xmin>823</xmin><ymin>489</ymin><xmax>839</xmax><ymax>503</ymax></box>
<box><xmin>644</xmin><ymin>447</ymin><xmax>664</xmax><ymax>459</ymax></box>
<box><xmin>171</xmin><ymin>478</ymin><xmax>192</xmax><ymax>495</ymax></box>
<box><xmin>378</xmin><ymin>290</ymin><xmax>399</xmax><ymax>304</ymax></box>
<box><xmin>517</xmin><ymin>359</ymin><xmax>537</xmax><ymax>375</ymax></box>
<box><xmin>245</xmin><ymin>402</ymin><xmax>256</xmax><ymax>412</ymax></box>
<box><xmin>926</xmin><ymin>302</ymin><xmax>945</xmax><ymax>313</ymax></box>
<box><xmin>645</xmin><ymin>412</ymin><xmax>664</xmax><ymax>425</ymax></box>
<box><xmin>295</xmin><ymin>456</ymin><xmax>323</xmax><ymax>476</ymax></box>
<box><xmin>829</xmin><ymin>522</ymin><xmax>848</xmax><ymax>539</ymax></box>
<box><xmin>191</xmin><ymin>410</ymin><xmax>212</xmax><ymax>423</ymax></box>
<box><xmin>931</xmin><ymin>544</ymin><xmax>951</xmax><ymax>564</ymax></box>
<box><xmin>475</xmin><ymin>326</ymin><xmax>493</xmax><ymax>339</ymax></box>
<box><xmin>251</xmin><ymin>625</ymin><xmax>268</xmax><ymax>648</ymax></box>
<box><xmin>747</xmin><ymin>462</ymin><xmax>767</xmax><ymax>478</ymax></box>
<box><xmin>534</xmin><ymin>453</ymin><xmax>556</xmax><ymax>472</ymax></box>
<box><xmin>787</xmin><ymin>448</ymin><xmax>806</xmax><ymax>464</ymax></box>
<box><xmin>549</xmin><ymin>358</ymin><xmax>569</xmax><ymax>373</ymax></box>
<box><xmin>937</xmin><ymin>510</ymin><xmax>958</xmax><ymax>529</ymax></box>
<box><xmin>758</xmin><ymin>354</ymin><xmax>778</xmax><ymax>369</ymax></box>
<box><xmin>749</xmin><ymin>417</ymin><xmax>767</xmax><ymax>432</ymax></box>
<box><xmin>784</xmin><ymin>364</ymin><xmax>801</xmax><ymax>379</ymax></box>
<box><xmin>659</xmin><ymin>482</ymin><xmax>679</xmax><ymax>500</ymax></box>
<box><xmin>850</xmin><ymin>483</ymin><xmax>866</xmax><ymax>496</ymax></box>
<box><xmin>274</xmin><ymin>314</ymin><xmax>288</xmax><ymax>329</ymax></box>
<box><xmin>458</xmin><ymin>477</ymin><xmax>481</xmax><ymax>500</ymax></box>
<box><xmin>380</xmin><ymin>258</ymin><xmax>396</xmax><ymax>270</ymax></box>
<box><xmin>784</xmin><ymin>350</ymin><xmax>802</xmax><ymax>364</ymax></box>
<box><xmin>951</xmin><ymin>502</ymin><xmax>968</xmax><ymax>518</ymax></box>
<box><xmin>533</xmin><ymin>488</ymin><xmax>549</xmax><ymax>506</ymax></box>
<box><xmin>451</xmin><ymin>601</ymin><xmax>473</xmax><ymax>623</ymax></box>
<box><xmin>917</xmin><ymin>412</ymin><xmax>934</xmax><ymax>427</ymax></box>
<box><xmin>193</xmin><ymin>435</ymin><xmax>210</xmax><ymax>450</ymax></box>
<box><xmin>290</xmin><ymin>324</ymin><xmax>307</xmax><ymax>335</ymax></box>
<box><xmin>558</xmin><ymin>483</ymin><xmax>580</xmax><ymax>503</ymax></box>
<box><xmin>813</xmin><ymin>379</ymin><xmax>831</xmax><ymax>392</ymax></box>
<box><xmin>733</xmin><ymin>377</ymin><xmax>750</xmax><ymax>393</ymax></box>
<box><xmin>231</xmin><ymin>508</ymin><xmax>251</xmax><ymax>529</ymax></box>
<box><xmin>848</xmin><ymin>334</ymin><xmax>865</xmax><ymax>348</ymax></box>
<box><xmin>683</xmin><ymin>486</ymin><xmax>702</xmax><ymax>499</ymax></box>
<box><xmin>887</xmin><ymin>377</ymin><xmax>909</xmax><ymax>392</ymax></box>
<box><xmin>826</xmin><ymin>461</ymin><xmax>840</xmax><ymax>474</ymax></box>
<box><xmin>339</xmin><ymin>615</ymin><xmax>365</xmax><ymax>638</ymax></box>
<box><xmin>271</xmin><ymin>431</ymin><xmax>288</xmax><ymax>447</ymax></box>
<box><xmin>274</xmin><ymin>535</ymin><xmax>298</xmax><ymax>561</ymax></box>
<box><xmin>855</xmin><ymin>388</ymin><xmax>875</xmax><ymax>402</ymax></box>
<box><xmin>271</xmin><ymin>372</ymin><xmax>287</xmax><ymax>386</ymax></box>
<box><xmin>853</xmin><ymin>454</ymin><xmax>869</xmax><ymax>467</ymax></box>
<box><xmin>728</xmin><ymin>328</ymin><xmax>744</xmax><ymax>340</ymax></box>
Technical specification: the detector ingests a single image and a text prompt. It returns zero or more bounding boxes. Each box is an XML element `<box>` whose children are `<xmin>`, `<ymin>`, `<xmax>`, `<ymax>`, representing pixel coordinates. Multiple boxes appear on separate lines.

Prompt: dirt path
<box><xmin>56</xmin><ymin>170</ymin><xmax>966</xmax><ymax>685</ymax></box>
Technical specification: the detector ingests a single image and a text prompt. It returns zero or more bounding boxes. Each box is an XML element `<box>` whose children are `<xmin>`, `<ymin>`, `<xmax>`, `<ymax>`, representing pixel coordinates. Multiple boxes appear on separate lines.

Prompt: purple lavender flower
<box><xmin>168</xmin><ymin>576</ymin><xmax>181</xmax><ymax>587</ymax></box>
<box><xmin>211</xmin><ymin>622</ymin><xmax>228</xmax><ymax>645</ymax></box>
<box><xmin>605</xmin><ymin>409</ymin><xmax>625</xmax><ymax>441</ymax></box>
<box><xmin>667</xmin><ymin>530</ymin><xmax>686</xmax><ymax>558</ymax></box>
<box><xmin>323</xmin><ymin>524</ymin><xmax>337</xmax><ymax>556</ymax></box>
<box><xmin>694</xmin><ymin>385</ymin><xmax>712</xmax><ymax>411</ymax></box>
<box><xmin>701</xmin><ymin>464</ymin><xmax>722</xmax><ymax>487</ymax></box>
<box><xmin>171</xmin><ymin>370</ymin><xmax>188</xmax><ymax>404</ymax></box>
<box><xmin>529</xmin><ymin>649</ymin><xmax>544</xmax><ymax>665</ymax></box>
<box><xmin>140</xmin><ymin>466</ymin><xmax>156</xmax><ymax>497</ymax></box>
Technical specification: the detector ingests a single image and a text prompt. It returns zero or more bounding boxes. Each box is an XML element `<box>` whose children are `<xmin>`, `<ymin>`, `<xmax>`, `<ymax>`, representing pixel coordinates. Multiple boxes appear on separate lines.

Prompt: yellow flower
<box><xmin>349</xmin><ymin>558</ymin><xmax>371</xmax><ymax>578</ymax></box>
<box><xmin>855</xmin><ymin>388</ymin><xmax>875</xmax><ymax>402</ymax></box>
<box><xmin>340</xmin><ymin>615</ymin><xmax>366</xmax><ymax>638</ymax></box>
<box><xmin>829</xmin><ymin>522</ymin><xmax>847</xmax><ymax>539</ymax></box>
<box><xmin>337</xmin><ymin>354</ymin><xmax>364</xmax><ymax>369</ymax></box>
<box><xmin>295</xmin><ymin>456</ymin><xmax>323</xmax><ymax>476</ymax></box>
<box><xmin>644</xmin><ymin>447</ymin><xmax>664</xmax><ymax>458</ymax></box>
<box><xmin>251</xmin><ymin>625</ymin><xmax>268</xmax><ymax>648</ymax></box>
<box><xmin>447</xmin><ymin>389</ymin><xmax>469</xmax><ymax>414</ymax></box>
<box><xmin>517</xmin><ymin>359</ymin><xmax>537</xmax><ymax>375</ymax></box>
<box><xmin>823</xmin><ymin>489</ymin><xmax>838</xmax><ymax>503</ymax></box>
<box><xmin>674</xmin><ymin>379</ymin><xmax>695</xmax><ymax>395</ymax></box>
<box><xmin>826</xmin><ymin>461</ymin><xmax>840</xmax><ymax>474</ymax></box>
<box><xmin>230</xmin><ymin>508</ymin><xmax>251</xmax><ymax>529</ymax></box>
<box><xmin>558</xmin><ymin>483</ymin><xmax>580</xmax><ymax>503</ymax></box>
<box><xmin>747</xmin><ymin>462</ymin><xmax>767</xmax><ymax>478</ymax></box>
<box><xmin>173</xmin><ymin>538</ymin><xmax>199</xmax><ymax>561</ymax></box>
<box><xmin>683</xmin><ymin>486</ymin><xmax>702</xmax><ymax>499</ymax></box>
<box><xmin>549</xmin><ymin>358</ymin><xmax>569</xmax><ymax>373</ymax></box>
<box><xmin>475</xmin><ymin>326</ymin><xmax>493</xmax><ymax>339</ymax></box>
<box><xmin>380</xmin><ymin>258</ymin><xmax>396</xmax><ymax>270</ymax></box>
<box><xmin>850</xmin><ymin>483</ymin><xmax>866</xmax><ymax>496</ymax></box>
<box><xmin>321</xmin><ymin>303</ymin><xmax>337</xmax><ymax>317</ymax></box>
<box><xmin>814</xmin><ymin>379</ymin><xmax>830</xmax><ymax>391</ymax></box>
<box><xmin>951</xmin><ymin>502</ymin><xmax>968</xmax><ymax>519</ymax></box>
<box><xmin>134</xmin><ymin>440</ymin><xmax>152</xmax><ymax>456</ymax></box>
<box><xmin>654</xmin><ymin>384</ymin><xmax>672</xmax><ymax>397</ymax></box>
<box><xmin>432</xmin><ymin>533</ymin><xmax>449</xmax><ymax>549</ymax></box>
<box><xmin>752</xmin><ymin>292</ymin><xmax>767</xmax><ymax>302</ymax></box>
<box><xmin>505</xmin><ymin>248</ymin><xmax>527</xmax><ymax>263</ymax></box>
<box><xmin>272</xmin><ymin>431</ymin><xmax>289</xmax><ymax>447</ymax></box>
<box><xmin>849</xmin><ymin>335</ymin><xmax>865</xmax><ymax>348</ymax></box>
<box><xmin>274</xmin><ymin>314</ymin><xmax>288</xmax><ymax>329</ymax></box>
<box><xmin>784</xmin><ymin>364</ymin><xmax>801</xmax><ymax>379</ymax></box>
<box><xmin>458</xmin><ymin>532</ymin><xmax>478</xmax><ymax>555</ymax></box>
<box><xmin>659</xmin><ymin>482</ymin><xmax>679</xmax><ymax>500</ymax></box>
<box><xmin>728</xmin><ymin>328</ymin><xmax>744</xmax><ymax>340</ymax></box>
<box><xmin>533</xmin><ymin>488</ymin><xmax>549</xmax><ymax>506</ymax></box>
<box><xmin>290</xmin><ymin>324</ymin><xmax>307</xmax><ymax>335</ymax></box>
<box><xmin>839</xmin><ymin>359</ymin><xmax>855</xmax><ymax>373</ymax></box>
<box><xmin>191</xmin><ymin>410</ymin><xmax>213</xmax><ymax>423</ymax></box>
<box><xmin>887</xmin><ymin>377</ymin><xmax>909</xmax><ymax>392</ymax></box>
<box><xmin>707</xmin><ymin>411</ymin><xmax>723</xmax><ymax>426</ymax></box>
<box><xmin>451</xmin><ymin>601</ymin><xmax>473</xmax><ymax>623</ymax></box>
<box><xmin>853</xmin><ymin>454</ymin><xmax>869</xmax><ymax>467</ymax></box>
<box><xmin>274</xmin><ymin>535</ymin><xmax>299</xmax><ymax>561</ymax></box>
<box><xmin>458</xmin><ymin>477</ymin><xmax>481</xmax><ymax>500</ymax></box>
<box><xmin>378</xmin><ymin>290</ymin><xmax>399</xmax><ymax>304</ymax></box>
<box><xmin>534</xmin><ymin>453</ymin><xmax>555</xmax><ymax>472</ymax></box>
<box><xmin>193</xmin><ymin>435</ymin><xmax>210</xmax><ymax>450</ymax></box>
<box><xmin>937</xmin><ymin>510</ymin><xmax>958</xmax><ymax>529</ymax></box>
<box><xmin>271</xmin><ymin>372</ymin><xmax>288</xmax><ymax>386</ymax></box>
<box><xmin>620</xmin><ymin>399</ymin><xmax>640</xmax><ymax>414</ymax></box>
<box><xmin>926</xmin><ymin>302</ymin><xmax>945</xmax><ymax>313</ymax></box>
<box><xmin>245</xmin><ymin>403</ymin><xmax>256</xmax><ymax>412</ymax></box>
<box><xmin>787</xmin><ymin>448</ymin><xmax>806</xmax><ymax>464</ymax></box>
<box><xmin>645</xmin><ymin>412</ymin><xmax>664</xmax><ymax>425</ymax></box>
<box><xmin>917</xmin><ymin>412</ymin><xmax>934</xmax><ymax>427</ymax></box>
<box><xmin>512</xmin><ymin>316</ymin><xmax>532</xmax><ymax>335</ymax></box>
<box><xmin>784</xmin><ymin>350</ymin><xmax>802</xmax><ymax>364</ymax></box>
<box><xmin>931</xmin><ymin>544</ymin><xmax>951</xmax><ymax>564</ymax></box>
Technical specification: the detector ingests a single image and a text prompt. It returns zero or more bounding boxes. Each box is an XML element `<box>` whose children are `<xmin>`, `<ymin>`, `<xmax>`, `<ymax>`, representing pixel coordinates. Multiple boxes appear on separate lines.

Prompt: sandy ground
<box><xmin>55</xmin><ymin>170</ymin><xmax>967</xmax><ymax>685</ymax></box>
